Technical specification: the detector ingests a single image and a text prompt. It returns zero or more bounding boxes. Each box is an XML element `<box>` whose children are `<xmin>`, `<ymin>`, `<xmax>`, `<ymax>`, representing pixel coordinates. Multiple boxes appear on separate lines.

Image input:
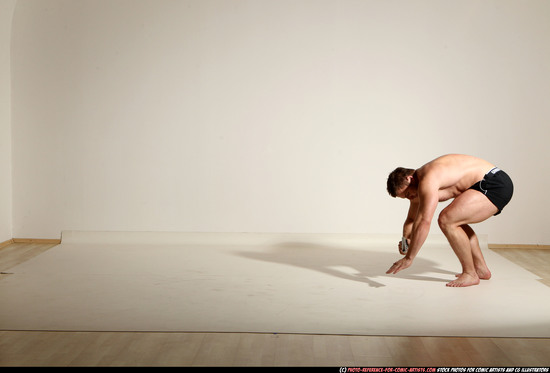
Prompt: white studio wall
<box><xmin>0</xmin><ymin>0</ymin><xmax>17</xmax><ymax>243</ymax></box>
<box><xmin>9</xmin><ymin>0</ymin><xmax>550</xmax><ymax>244</ymax></box>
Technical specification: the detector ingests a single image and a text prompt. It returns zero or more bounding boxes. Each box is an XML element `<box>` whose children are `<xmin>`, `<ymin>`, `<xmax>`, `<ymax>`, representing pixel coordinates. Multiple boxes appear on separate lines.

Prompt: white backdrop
<box><xmin>9</xmin><ymin>0</ymin><xmax>550</xmax><ymax>244</ymax></box>
<box><xmin>0</xmin><ymin>0</ymin><xmax>16</xmax><ymax>242</ymax></box>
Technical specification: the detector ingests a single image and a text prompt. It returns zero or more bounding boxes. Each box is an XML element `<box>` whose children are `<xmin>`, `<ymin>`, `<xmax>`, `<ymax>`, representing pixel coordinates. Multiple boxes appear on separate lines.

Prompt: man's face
<box><xmin>396</xmin><ymin>176</ymin><xmax>418</xmax><ymax>200</ymax></box>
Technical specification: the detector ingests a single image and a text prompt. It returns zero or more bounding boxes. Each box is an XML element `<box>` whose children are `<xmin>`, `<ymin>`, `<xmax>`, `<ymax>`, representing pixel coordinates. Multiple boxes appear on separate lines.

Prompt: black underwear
<box><xmin>468</xmin><ymin>167</ymin><xmax>514</xmax><ymax>215</ymax></box>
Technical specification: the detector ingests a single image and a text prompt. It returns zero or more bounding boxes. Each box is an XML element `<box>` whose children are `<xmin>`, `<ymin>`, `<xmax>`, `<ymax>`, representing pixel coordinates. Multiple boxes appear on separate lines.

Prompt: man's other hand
<box><xmin>386</xmin><ymin>257</ymin><xmax>413</xmax><ymax>274</ymax></box>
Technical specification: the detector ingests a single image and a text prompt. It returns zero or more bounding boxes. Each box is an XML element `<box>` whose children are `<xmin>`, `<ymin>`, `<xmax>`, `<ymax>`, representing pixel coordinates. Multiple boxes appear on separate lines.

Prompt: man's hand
<box><xmin>398</xmin><ymin>238</ymin><xmax>409</xmax><ymax>255</ymax></box>
<box><xmin>386</xmin><ymin>257</ymin><xmax>413</xmax><ymax>274</ymax></box>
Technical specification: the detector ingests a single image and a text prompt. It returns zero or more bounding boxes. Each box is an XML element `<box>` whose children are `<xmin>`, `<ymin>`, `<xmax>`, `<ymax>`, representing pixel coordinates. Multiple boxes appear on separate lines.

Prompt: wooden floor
<box><xmin>1</xmin><ymin>242</ymin><xmax>549</xmax><ymax>367</ymax></box>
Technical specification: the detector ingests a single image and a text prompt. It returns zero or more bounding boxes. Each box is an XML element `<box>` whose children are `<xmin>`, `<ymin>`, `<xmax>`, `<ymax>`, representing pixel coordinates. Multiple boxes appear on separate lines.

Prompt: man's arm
<box><xmin>387</xmin><ymin>179</ymin><xmax>439</xmax><ymax>274</ymax></box>
<box><xmin>403</xmin><ymin>200</ymin><xmax>418</xmax><ymax>238</ymax></box>
<box><xmin>400</xmin><ymin>200</ymin><xmax>418</xmax><ymax>253</ymax></box>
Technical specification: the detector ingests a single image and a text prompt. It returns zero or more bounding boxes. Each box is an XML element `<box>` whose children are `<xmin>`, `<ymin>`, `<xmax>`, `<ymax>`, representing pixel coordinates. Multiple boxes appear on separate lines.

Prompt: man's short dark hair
<box><xmin>387</xmin><ymin>167</ymin><xmax>415</xmax><ymax>197</ymax></box>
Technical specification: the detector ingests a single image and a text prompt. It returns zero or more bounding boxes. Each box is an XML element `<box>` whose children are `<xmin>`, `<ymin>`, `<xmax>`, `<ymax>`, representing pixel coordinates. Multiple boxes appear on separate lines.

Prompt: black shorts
<box><xmin>469</xmin><ymin>167</ymin><xmax>513</xmax><ymax>215</ymax></box>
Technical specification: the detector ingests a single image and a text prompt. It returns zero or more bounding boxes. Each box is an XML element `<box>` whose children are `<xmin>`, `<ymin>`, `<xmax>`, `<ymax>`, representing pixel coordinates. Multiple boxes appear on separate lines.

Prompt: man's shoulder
<box><xmin>416</xmin><ymin>162</ymin><xmax>443</xmax><ymax>179</ymax></box>
<box><xmin>415</xmin><ymin>163</ymin><xmax>449</xmax><ymax>193</ymax></box>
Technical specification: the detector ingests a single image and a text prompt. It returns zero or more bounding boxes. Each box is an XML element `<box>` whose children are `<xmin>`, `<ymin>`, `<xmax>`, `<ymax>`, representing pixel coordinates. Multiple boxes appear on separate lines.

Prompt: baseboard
<box><xmin>0</xmin><ymin>239</ymin><xmax>15</xmax><ymax>249</ymax></box>
<box><xmin>2</xmin><ymin>238</ymin><xmax>62</xmax><ymax>247</ymax></box>
<box><xmin>12</xmin><ymin>238</ymin><xmax>62</xmax><ymax>244</ymax></box>
<box><xmin>489</xmin><ymin>244</ymin><xmax>550</xmax><ymax>250</ymax></box>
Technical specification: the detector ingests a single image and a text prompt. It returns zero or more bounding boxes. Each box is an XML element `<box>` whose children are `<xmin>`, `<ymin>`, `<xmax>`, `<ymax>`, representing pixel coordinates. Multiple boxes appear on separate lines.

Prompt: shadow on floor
<box><xmin>236</xmin><ymin>241</ymin><xmax>457</xmax><ymax>288</ymax></box>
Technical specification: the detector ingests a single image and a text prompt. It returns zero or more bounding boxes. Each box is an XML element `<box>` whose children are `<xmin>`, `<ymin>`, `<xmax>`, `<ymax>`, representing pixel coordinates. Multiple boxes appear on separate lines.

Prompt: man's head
<box><xmin>387</xmin><ymin>167</ymin><xmax>416</xmax><ymax>199</ymax></box>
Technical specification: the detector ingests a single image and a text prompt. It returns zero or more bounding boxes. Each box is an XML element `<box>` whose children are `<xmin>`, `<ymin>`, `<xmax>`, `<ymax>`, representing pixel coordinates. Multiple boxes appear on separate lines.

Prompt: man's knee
<box><xmin>438</xmin><ymin>210</ymin><xmax>454</xmax><ymax>232</ymax></box>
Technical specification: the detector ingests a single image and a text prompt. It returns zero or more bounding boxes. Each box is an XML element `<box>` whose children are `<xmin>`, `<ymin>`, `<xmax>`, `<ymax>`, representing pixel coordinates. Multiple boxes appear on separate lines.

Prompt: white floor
<box><xmin>1</xmin><ymin>231</ymin><xmax>549</xmax><ymax>337</ymax></box>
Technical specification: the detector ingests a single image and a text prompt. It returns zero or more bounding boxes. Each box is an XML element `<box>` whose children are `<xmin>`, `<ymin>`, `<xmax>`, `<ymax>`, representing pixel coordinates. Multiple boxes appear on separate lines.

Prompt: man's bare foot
<box><xmin>455</xmin><ymin>266</ymin><xmax>491</xmax><ymax>280</ymax></box>
<box><xmin>447</xmin><ymin>272</ymin><xmax>480</xmax><ymax>287</ymax></box>
<box><xmin>476</xmin><ymin>265</ymin><xmax>491</xmax><ymax>280</ymax></box>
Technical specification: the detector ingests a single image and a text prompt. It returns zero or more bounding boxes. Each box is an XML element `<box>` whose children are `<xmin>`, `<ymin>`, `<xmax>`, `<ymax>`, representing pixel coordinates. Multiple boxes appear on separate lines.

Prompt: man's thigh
<box><xmin>441</xmin><ymin>189</ymin><xmax>498</xmax><ymax>225</ymax></box>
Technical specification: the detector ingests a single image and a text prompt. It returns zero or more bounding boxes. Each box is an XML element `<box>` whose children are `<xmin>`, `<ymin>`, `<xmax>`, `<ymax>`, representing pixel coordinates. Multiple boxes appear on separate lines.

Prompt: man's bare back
<box><xmin>415</xmin><ymin>154</ymin><xmax>496</xmax><ymax>202</ymax></box>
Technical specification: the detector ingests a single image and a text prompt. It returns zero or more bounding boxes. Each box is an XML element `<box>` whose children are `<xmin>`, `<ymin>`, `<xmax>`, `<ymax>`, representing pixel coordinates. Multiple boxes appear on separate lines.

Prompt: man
<box><xmin>385</xmin><ymin>154</ymin><xmax>513</xmax><ymax>287</ymax></box>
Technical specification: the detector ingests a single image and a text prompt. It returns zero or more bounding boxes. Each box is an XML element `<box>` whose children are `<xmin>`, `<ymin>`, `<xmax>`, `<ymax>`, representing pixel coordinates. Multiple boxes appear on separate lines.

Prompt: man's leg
<box><xmin>438</xmin><ymin>189</ymin><xmax>498</xmax><ymax>287</ymax></box>
<box><xmin>461</xmin><ymin>224</ymin><xmax>491</xmax><ymax>280</ymax></box>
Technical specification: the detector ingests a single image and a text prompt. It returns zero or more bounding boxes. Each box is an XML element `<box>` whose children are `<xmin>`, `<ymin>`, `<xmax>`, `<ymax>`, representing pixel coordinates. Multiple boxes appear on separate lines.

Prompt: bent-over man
<box><xmin>386</xmin><ymin>154</ymin><xmax>513</xmax><ymax>287</ymax></box>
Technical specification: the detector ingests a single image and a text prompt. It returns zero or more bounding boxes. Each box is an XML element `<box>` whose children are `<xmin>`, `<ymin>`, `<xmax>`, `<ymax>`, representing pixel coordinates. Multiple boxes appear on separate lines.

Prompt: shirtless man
<box><xmin>385</xmin><ymin>154</ymin><xmax>514</xmax><ymax>287</ymax></box>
